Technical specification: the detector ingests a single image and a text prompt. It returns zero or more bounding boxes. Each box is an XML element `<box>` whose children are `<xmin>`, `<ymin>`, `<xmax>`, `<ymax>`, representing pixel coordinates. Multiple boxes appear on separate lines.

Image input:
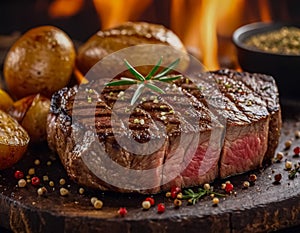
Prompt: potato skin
<box><xmin>0</xmin><ymin>110</ymin><xmax>29</xmax><ymax>170</ymax></box>
<box><xmin>0</xmin><ymin>89</ymin><xmax>14</xmax><ymax>112</ymax></box>
<box><xmin>8</xmin><ymin>94</ymin><xmax>50</xmax><ymax>143</ymax></box>
<box><xmin>4</xmin><ymin>25</ymin><xmax>76</xmax><ymax>99</ymax></box>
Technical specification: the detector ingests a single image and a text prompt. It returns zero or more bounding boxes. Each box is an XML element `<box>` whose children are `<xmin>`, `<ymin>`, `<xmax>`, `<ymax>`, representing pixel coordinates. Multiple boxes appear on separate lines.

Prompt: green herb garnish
<box><xmin>105</xmin><ymin>58</ymin><xmax>182</xmax><ymax>105</ymax></box>
<box><xmin>182</xmin><ymin>188</ymin><xmax>225</xmax><ymax>205</ymax></box>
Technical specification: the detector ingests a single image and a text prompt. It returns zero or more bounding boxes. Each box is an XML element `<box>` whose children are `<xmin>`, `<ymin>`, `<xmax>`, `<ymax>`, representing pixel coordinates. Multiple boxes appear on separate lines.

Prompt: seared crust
<box><xmin>47</xmin><ymin>70</ymin><xmax>281</xmax><ymax>193</ymax></box>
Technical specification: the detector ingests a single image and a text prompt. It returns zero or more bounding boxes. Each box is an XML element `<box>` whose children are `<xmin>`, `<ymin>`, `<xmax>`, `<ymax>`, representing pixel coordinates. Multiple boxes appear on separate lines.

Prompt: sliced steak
<box><xmin>47</xmin><ymin>69</ymin><xmax>281</xmax><ymax>193</ymax></box>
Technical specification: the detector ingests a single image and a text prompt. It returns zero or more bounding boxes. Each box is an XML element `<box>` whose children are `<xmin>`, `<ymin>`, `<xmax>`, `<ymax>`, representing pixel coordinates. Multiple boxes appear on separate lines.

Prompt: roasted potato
<box><xmin>0</xmin><ymin>110</ymin><xmax>30</xmax><ymax>170</ymax></box>
<box><xmin>4</xmin><ymin>25</ymin><xmax>76</xmax><ymax>99</ymax></box>
<box><xmin>0</xmin><ymin>88</ymin><xmax>14</xmax><ymax>112</ymax></box>
<box><xmin>8</xmin><ymin>94</ymin><xmax>50</xmax><ymax>143</ymax></box>
<box><xmin>76</xmin><ymin>21</ymin><xmax>189</xmax><ymax>77</ymax></box>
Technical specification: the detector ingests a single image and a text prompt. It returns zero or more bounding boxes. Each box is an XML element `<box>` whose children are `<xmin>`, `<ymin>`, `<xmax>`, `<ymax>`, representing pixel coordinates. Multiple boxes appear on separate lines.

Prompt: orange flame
<box><xmin>171</xmin><ymin>0</ymin><xmax>245</xmax><ymax>70</ymax></box>
<box><xmin>48</xmin><ymin>0</ymin><xmax>84</xmax><ymax>18</ymax></box>
<box><xmin>93</xmin><ymin>0</ymin><xmax>152</xmax><ymax>29</ymax></box>
<box><xmin>259</xmin><ymin>0</ymin><xmax>272</xmax><ymax>22</ymax></box>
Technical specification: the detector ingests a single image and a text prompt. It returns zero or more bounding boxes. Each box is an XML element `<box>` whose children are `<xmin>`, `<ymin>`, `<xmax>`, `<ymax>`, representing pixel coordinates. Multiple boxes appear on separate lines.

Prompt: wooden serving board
<box><xmin>1</xmin><ymin>100</ymin><xmax>300</xmax><ymax>233</ymax></box>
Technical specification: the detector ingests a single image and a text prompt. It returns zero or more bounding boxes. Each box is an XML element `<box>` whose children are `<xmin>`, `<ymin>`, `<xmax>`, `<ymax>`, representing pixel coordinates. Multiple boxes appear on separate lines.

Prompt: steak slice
<box><xmin>197</xmin><ymin>70</ymin><xmax>280</xmax><ymax>178</ymax></box>
<box><xmin>47</xmin><ymin>70</ymin><xmax>281</xmax><ymax>193</ymax></box>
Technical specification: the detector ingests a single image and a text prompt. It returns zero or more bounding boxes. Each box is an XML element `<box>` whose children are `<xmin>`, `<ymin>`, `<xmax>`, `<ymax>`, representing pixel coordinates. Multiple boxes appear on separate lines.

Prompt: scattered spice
<box><xmin>59</xmin><ymin>178</ymin><xmax>66</xmax><ymax>185</ymax></box>
<box><xmin>170</xmin><ymin>186</ymin><xmax>181</xmax><ymax>199</ymax></box>
<box><xmin>145</xmin><ymin>197</ymin><xmax>155</xmax><ymax>206</ymax></box>
<box><xmin>243</xmin><ymin>181</ymin><xmax>250</xmax><ymax>189</ymax></box>
<box><xmin>182</xmin><ymin>187</ymin><xmax>225</xmax><ymax>205</ymax></box>
<box><xmin>18</xmin><ymin>179</ymin><xmax>27</xmax><ymax>188</ymax></box>
<box><xmin>212</xmin><ymin>197</ymin><xmax>219</xmax><ymax>206</ymax></box>
<box><xmin>285</xmin><ymin>161</ymin><xmax>293</xmax><ymax>170</ymax></box>
<box><xmin>94</xmin><ymin>200</ymin><xmax>103</xmax><ymax>209</ymax></box>
<box><xmin>14</xmin><ymin>170</ymin><xmax>24</xmax><ymax>180</ymax></box>
<box><xmin>49</xmin><ymin>181</ymin><xmax>54</xmax><ymax>187</ymax></box>
<box><xmin>284</xmin><ymin>140</ymin><xmax>292</xmax><ymax>150</ymax></box>
<box><xmin>248</xmin><ymin>174</ymin><xmax>257</xmax><ymax>184</ymax></box>
<box><xmin>293</xmin><ymin>146</ymin><xmax>300</xmax><ymax>156</ymax></box>
<box><xmin>46</xmin><ymin>161</ymin><xmax>52</xmax><ymax>166</ymax></box>
<box><xmin>78</xmin><ymin>188</ymin><xmax>85</xmax><ymax>195</ymax></box>
<box><xmin>225</xmin><ymin>183</ymin><xmax>234</xmax><ymax>194</ymax></box>
<box><xmin>118</xmin><ymin>207</ymin><xmax>127</xmax><ymax>217</ymax></box>
<box><xmin>157</xmin><ymin>203</ymin><xmax>165</xmax><ymax>213</ymax></box>
<box><xmin>28</xmin><ymin>168</ymin><xmax>35</xmax><ymax>176</ymax></box>
<box><xmin>245</xmin><ymin>27</ymin><xmax>300</xmax><ymax>55</ymax></box>
<box><xmin>91</xmin><ymin>197</ymin><xmax>98</xmax><ymax>205</ymax></box>
<box><xmin>59</xmin><ymin>187</ymin><xmax>69</xmax><ymax>196</ymax></box>
<box><xmin>173</xmin><ymin>199</ymin><xmax>182</xmax><ymax>208</ymax></box>
<box><xmin>37</xmin><ymin>187</ymin><xmax>47</xmax><ymax>196</ymax></box>
<box><xmin>165</xmin><ymin>192</ymin><xmax>171</xmax><ymax>198</ymax></box>
<box><xmin>295</xmin><ymin>130</ymin><xmax>300</xmax><ymax>139</ymax></box>
<box><xmin>176</xmin><ymin>193</ymin><xmax>183</xmax><ymax>199</ymax></box>
<box><xmin>142</xmin><ymin>200</ymin><xmax>151</xmax><ymax>210</ymax></box>
<box><xmin>274</xmin><ymin>173</ymin><xmax>282</xmax><ymax>184</ymax></box>
<box><xmin>274</xmin><ymin>152</ymin><xmax>284</xmax><ymax>162</ymax></box>
<box><xmin>43</xmin><ymin>176</ymin><xmax>49</xmax><ymax>182</ymax></box>
<box><xmin>203</xmin><ymin>183</ymin><xmax>211</xmax><ymax>191</ymax></box>
<box><xmin>31</xmin><ymin>176</ymin><xmax>40</xmax><ymax>186</ymax></box>
<box><xmin>34</xmin><ymin>159</ymin><xmax>40</xmax><ymax>166</ymax></box>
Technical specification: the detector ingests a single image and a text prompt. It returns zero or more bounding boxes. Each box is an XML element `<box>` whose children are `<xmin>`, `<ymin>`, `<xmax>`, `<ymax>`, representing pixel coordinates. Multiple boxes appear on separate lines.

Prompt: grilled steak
<box><xmin>47</xmin><ymin>69</ymin><xmax>281</xmax><ymax>193</ymax></box>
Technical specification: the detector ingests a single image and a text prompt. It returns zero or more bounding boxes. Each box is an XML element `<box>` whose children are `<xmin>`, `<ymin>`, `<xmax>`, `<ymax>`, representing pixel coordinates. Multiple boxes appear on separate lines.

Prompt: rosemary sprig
<box><xmin>105</xmin><ymin>57</ymin><xmax>182</xmax><ymax>105</ymax></box>
<box><xmin>182</xmin><ymin>188</ymin><xmax>225</xmax><ymax>205</ymax></box>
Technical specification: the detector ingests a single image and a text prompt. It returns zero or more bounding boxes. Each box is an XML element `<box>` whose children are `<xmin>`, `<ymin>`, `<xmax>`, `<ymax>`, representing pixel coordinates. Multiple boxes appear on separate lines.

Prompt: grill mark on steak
<box><xmin>47</xmin><ymin>69</ymin><xmax>281</xmax><ymax>193</ymax></box>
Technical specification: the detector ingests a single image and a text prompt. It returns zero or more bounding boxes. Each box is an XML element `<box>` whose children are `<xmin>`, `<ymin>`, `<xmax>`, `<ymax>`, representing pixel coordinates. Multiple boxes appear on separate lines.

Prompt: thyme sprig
<box><xmin>182</xmin><ymin>188</ymin><xmax>226</xmax><ymax>205</ymax></box>
<box><xmin>105</xmin><ymin>57</ymin><xmax>182</xmax><ymax>105</ymax></box>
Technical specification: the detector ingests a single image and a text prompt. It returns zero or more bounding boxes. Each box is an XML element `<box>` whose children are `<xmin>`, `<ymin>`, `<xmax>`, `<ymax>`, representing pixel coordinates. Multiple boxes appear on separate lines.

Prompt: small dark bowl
<box><xmin>233</xmin><ymin>22</ymin><xmax>300</xmax><ymax>99</ymax></box>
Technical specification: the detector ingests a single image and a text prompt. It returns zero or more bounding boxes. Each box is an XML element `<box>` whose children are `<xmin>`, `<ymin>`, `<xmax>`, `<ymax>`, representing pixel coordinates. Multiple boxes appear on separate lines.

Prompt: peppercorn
<box><xmin>212</xmin><ymin>197</ymin><xmax>219</xmax><ymax>206</ymax></box>
<box><xmin>37</xmin><ymin>187</ymin><xmax>47</xmax><ymax>196</ymax></box>
<box><xmin>142</xmin><ymin>200</ymin><xmax>151</xmax><ymax>210</ymax></box>
<box><xmin>94</xmin><ymin>200</ymin><xmax>103</xmax><ymax>209</ymax></box>
<box><xmin>34</xmin><ymin>159</ymin><xmax>40</xmax><ymax>166</ymax></box>
<box><xmin>79</xmin><ymin>188</ymin><xmax>85</xmax><ymax>195</ymax></box>
<box><xmin>225</xmin><ymin>183</ymin><xmax>234</xmax><ymax>194</ymax></box>
<box><xmin>176</xmin><ymin>193</ymin><xmax>183</xmax><ymax>199</ymax></box>
<box><xmin>174</xmin><ymin>199</ymin><xmax>182</xmax><ymax>208</ymax></box>
<box><xmin>49</xmin><ymin>181</ymin><xmax>54</xmax><ymax>187</ymax></box>
<box><xmin>145</xmin><ymin>197</ymin><xmax>155</xmax><ymax>206</ymax></box>
<box><xmin>295</xmin><ymin>130</ymin><xmax>300</xmax><ymax>139</ymax></box>
<box><xmin>249</xmin><ymin>174</ymin><xmax>257</xmax><ymax>184</ymax></box>
<box><xmin>14</xmin><ymin>170</ymin><xmax>24</xmax><ymax>179</ymax></box>
<box><xmin>60</xmin><ymin>187</ymin><xmax>69</xmax><ymax>196</ymax></box>
<box><xmin>275</xmin><ymin>152</ymin><xmax>284</xmax><ymax>162</ymax></box>
<box><xmin>157</xmin><ymin>203</ymin><xmax>165</xmax><ymax>213</ymax></box>
<box><xmin>91</xmin><ymin>197</ymin><xmax>98</xmax><ymax>205</ymax></box>
<box><xmin>31</xmin><ymin>176</ymin><xmax>40</xmax><ymax>186</ymax></box>
<box><xmin>59</xmin><ymin>178</ymin><xmax>66</xmax><ymax>185</ymax></box>
<box><xmin>293</xmin><ymin>146</ymin><xmax>300</xmax><ymax>156</ymax></box>
<box><xmin>18</xmin><ymin>179</ymin><xmax>27</xmax><ymax>188</ymax></box>
<box><xmin>274</xmin><ymin>173</ymin><xmax>282</xmax><ymax>184</ymax></box>
<box><xmin>203</xmin><ymin>183</ymin><xmax>211</xmax><ymax>191</ymax></box>
<box><xmin>28</xmin><ymin>168</ymin><xmax>35</xmax><ymax>176</ymax></box>
<box><xmin>243</xmin><ymin>181</ymin><xmax>250</xmax><ymax>188</ymax></box>
<box><xmin>118</xmin><ymin>207</ymin><xmax>127</xmax><ymax>217</ymax></box>
<box><xmin>285</xmin><ymin>140</ymin><xmax>292</xmax><ymax>149</ymax></box>
<box><xmin>285</xmin><ymin>161</ymin><xmax>293</xmax><ymax>170</ymax></box>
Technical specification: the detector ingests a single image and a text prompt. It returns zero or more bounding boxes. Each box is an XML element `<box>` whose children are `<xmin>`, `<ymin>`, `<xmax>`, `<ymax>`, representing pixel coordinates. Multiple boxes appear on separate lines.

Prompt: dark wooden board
<box><xmin>1</xmin><ymin>100</ymin><xmax>300</xmax><ymax>233</ymax></box>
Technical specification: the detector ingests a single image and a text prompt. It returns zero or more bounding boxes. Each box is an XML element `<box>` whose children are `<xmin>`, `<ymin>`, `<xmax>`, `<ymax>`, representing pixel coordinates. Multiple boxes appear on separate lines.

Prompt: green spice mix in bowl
<box><xmin>233</xmin><ymin>22</ymin><xmax>300</xmax><ymax>99</ymax></box>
